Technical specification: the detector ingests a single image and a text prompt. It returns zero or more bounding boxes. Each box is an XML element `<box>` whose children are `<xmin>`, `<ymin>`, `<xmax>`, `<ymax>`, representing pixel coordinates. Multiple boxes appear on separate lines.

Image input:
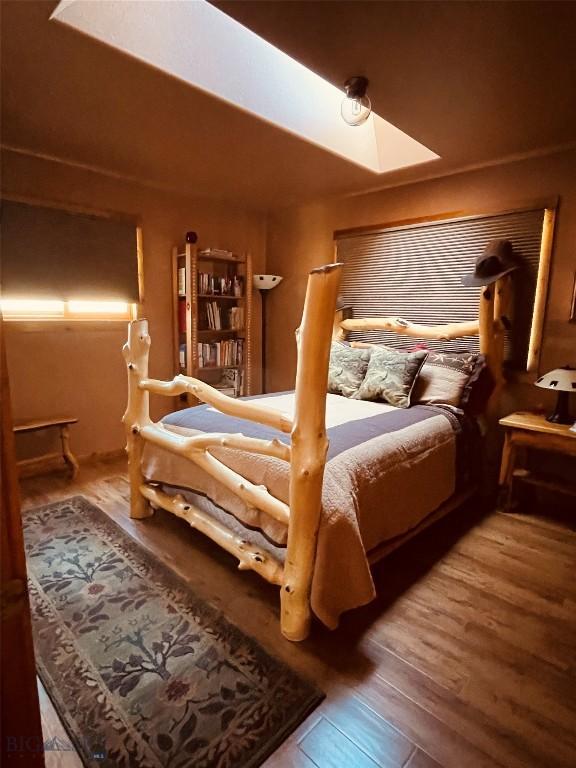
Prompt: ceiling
<box><xmin>2</xmin><ymin>1</ymin><xmax>576</xmax><ymax>211</ymax></box>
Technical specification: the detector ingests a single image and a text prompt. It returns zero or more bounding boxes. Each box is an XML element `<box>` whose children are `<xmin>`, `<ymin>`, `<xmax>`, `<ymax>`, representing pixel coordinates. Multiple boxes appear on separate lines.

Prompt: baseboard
<box><xmin>78</xmin><ymin>448</ymin><xmax>126</xmax><ymax>465</ymax></box>
<box><xmin>17</xmin><ymin>448</ymin><xmax>125</xmax><ymax>479</ymax></box>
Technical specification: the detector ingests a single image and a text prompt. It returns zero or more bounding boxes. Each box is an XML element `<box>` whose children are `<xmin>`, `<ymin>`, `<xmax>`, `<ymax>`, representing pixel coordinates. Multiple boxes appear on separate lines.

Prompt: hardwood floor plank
<box><xmin>364</xmin><ymin>602</ymin><xmax>471</xmax><ymax>693</ymax></box>
<box><xmin>352</xmin><ymin>673</ymin><xmax>501</xmax><ymax>768</ymax></box>
<box><xmin>401</xmin><ymin>573</ymin><xmax>574</xmax><ymax>673</ymax></box>
<box><xmin>452</xmin><ymin>533</ymin><xmax>576</xmax><ymax>598</ymax></box>
<box><xmin>359</xmin><ymin>641</ymin><xmax>550</xmax><ymax>768</ymax></box>
<box><xmin>299</xmin><ymin>717</ymin><xmax>381</xmax><ymax>768</ymax></box>
<box><xmin>265</xmin><ymin>748</ymin><xmax>318</xmax><ymax>768</ymax></box>
<box><xmin>436</xmin><ymin>554</ymin><xmax>569</xmax><ymax>620</ymax></box>
<box><xmin>496</xmin><ymin>509</ymin><xmax>576</xmax><ymax>539</ymax></box>
<box><xmin>37</xmin><ymin>680</ymin><xmax>83</xmax><ymax>768</ymax></box>
<box><xmin>321</xmin><ymin>691</ymin><xmax>415</xmax><ymax>767</ymax></box>
<box><xmin>489</xmin><ymin>512</ymin><xmax>576</xmax><ymax>555</ymax></box>
<box><xmin>404</xmin><ymin>749</ymin><xmax>442</xmax><ymax>768</ymax></box>
<box><xmin>263</xmin><ymin>715</ymin><xmax>323</xmax><ymax>768</ymax></box>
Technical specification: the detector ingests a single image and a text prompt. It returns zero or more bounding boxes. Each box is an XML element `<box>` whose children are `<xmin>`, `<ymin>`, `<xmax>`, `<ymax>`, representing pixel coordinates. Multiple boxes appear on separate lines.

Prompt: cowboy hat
<box><xmin>462</xmin><ymin>239</ymin><xmax>519</xmax><ymax>287</ymax></box>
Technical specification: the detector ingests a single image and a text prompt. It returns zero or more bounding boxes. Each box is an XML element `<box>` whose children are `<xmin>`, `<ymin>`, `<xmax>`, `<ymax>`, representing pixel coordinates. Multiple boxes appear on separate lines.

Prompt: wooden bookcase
<box><xmin>172</xmin><ymin>243</ymin><xmax>252</xmax><ymax>399</ymax></box>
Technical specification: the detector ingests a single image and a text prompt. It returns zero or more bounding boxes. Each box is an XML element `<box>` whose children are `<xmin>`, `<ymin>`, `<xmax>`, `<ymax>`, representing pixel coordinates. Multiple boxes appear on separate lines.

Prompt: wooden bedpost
<box><xmin>492</xmin><ymin>274</ymin><xmax>512</xmax><ymax>388</ymax></box>
<box><xmin>281</xmin><ymin>263</ymin><xmax>342</xmax><ymax>641</ymax></box>
<box><xmin>480</xmin><ymin>277</ymin><xmax>512</xmax><ymax>417</ymax></box>
<box><xmin>478</xmin><ymin>284</ymin><xmax>496</xmax><ymax>376</ymax></box>
<box><xmin>122</xmin><ymin>319</ymin><xmax>153</xmax><ymax>519</ymax></box>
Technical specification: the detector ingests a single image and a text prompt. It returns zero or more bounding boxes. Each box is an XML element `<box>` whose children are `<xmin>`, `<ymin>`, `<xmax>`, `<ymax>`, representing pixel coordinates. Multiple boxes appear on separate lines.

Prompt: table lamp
<box><xmin>535</xmin><ymin>366</ymin><xmax>576</xmax><ymax>424</ymax></box>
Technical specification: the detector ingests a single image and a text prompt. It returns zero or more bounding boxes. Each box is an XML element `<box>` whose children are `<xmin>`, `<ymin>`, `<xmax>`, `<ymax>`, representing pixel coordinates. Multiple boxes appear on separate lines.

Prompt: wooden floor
<box><xmin>21</xmin><ymin>456</ymin><xmax>576</xmax><ymax>768</ymax></box>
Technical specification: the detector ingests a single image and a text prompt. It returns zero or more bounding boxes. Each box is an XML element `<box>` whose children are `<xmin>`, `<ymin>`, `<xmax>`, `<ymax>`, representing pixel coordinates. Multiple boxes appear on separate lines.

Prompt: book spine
<box><xmin>178</xmin><ymin>267</ymin><xmax>186</xmax><ymax>296</ymax></box>
<box><xmin>178</xmin><ymin>300</ymin><xmax>186</xmax><ymax>333</ymax></box>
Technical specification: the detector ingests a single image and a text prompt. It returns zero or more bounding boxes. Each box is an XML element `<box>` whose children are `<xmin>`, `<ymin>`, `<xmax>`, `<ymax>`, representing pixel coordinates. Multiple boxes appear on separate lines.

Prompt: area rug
<box><xmin>23</xmin><ymin>496</ymin><xmax>323</xmax><ymax>768</ymax></box>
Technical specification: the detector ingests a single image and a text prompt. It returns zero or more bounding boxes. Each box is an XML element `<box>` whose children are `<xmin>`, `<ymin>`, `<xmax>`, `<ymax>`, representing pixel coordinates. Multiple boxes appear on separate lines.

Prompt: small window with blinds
<box><xmin>1</xmin><ymin>200</ymin><xmax>140</xmax><ymax>320</ymax></box>
<box><xmin>336</xmin><ymin>207</ymin><xmax>553</xmax><ymax>369</ymax></box>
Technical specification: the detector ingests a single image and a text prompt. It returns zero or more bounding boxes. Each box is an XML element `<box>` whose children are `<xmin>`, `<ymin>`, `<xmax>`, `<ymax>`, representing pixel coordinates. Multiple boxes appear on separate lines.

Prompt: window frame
<box><xmin>0</xmin><ymin>300</ymin><xmax>138</xmax><ymax>323</ymax></box>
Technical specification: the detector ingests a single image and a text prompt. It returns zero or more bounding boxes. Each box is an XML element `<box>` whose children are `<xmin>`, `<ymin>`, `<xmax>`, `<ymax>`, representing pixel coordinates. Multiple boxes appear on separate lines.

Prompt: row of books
<box><xmin>197</xmin><ymin>339</ymin><xmax>244</xmax><ymax>368</ymax></box>
<box><xmin>197</xmin><ymin>272</ymin><xmax>243</xmax><ymax>297</ymax></box>
<box><xmin>179</xmin><ymin>344</ymin><xmax>244</xmax><ymax>390</ymax></box>
<box><xmin>178</xmin><ymin>268</ymin><xmax>244</xmax><ymax>298</ymax></box>
<box><xmin>201</xmin><ymin>302</ymin><xmax>244</xmax><ymax>331</ymax></box>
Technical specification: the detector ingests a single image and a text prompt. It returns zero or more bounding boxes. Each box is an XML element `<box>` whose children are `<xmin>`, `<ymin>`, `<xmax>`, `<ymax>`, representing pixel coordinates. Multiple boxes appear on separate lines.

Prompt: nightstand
<box><xmin>498</xmin><ymin>412</ymin><xmax>576</xmax><ymax>511</ymax></box>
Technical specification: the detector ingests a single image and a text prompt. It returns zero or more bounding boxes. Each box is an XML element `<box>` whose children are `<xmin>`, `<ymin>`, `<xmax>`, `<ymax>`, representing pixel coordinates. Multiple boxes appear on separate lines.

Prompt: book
<box><xmin>178</xmin><ymin>299</ymin><xmax>186</xmax><ymax>333</ymax></box>
<box><xmin>177</xmin><ymin>267</ymin><xmax>186</xmax><ymax>296</ymax></box>
<box><xmin>228</xmin><ymin>306</ymin><xmax>244</xmax><ymax>330</ymax></box>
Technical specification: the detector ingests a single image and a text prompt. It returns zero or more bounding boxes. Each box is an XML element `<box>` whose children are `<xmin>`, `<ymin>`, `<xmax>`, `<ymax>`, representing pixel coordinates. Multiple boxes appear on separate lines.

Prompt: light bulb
<box><xmin>341</xmin><ymin>76</ymin><xmax>372</xmax><ymax>126</ymax></box>
<box><xmin>341</xmin><ymin>94</ymin><xmax>372</xmax><ymax>126</ymax></box>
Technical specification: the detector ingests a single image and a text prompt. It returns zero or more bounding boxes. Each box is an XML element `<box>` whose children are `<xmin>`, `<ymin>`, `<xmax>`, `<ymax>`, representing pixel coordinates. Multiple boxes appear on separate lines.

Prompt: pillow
<box><xmin>328</xmin><ymin>341</ymin><xmax>371</xmax><ymax>398</ymax></box>
<box><xmin>353</xmin><ymin>346</ymin><xmax>428</xmax><ymax>408</ymax></box>
<box><xmin>411</xmin><ymin>351</ymin><xmax>486</xmax><ymax>408</ymax></box>
<box><xmin>461</xmin><ymin>360</ymin><xmax>495</xmax><ymax>415</ymax></box>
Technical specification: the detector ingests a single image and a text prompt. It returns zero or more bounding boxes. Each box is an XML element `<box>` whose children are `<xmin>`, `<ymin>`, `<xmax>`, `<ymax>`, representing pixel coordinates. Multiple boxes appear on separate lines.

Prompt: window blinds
<box><xmin>0</xmin><ymin>201</ymin><xmax>139</xmax><ymax>302</ymax></box>
<box><xmin>336</xmin><ymin>208</ymin><xmax>546</xmax><ymax>368</ymax></box>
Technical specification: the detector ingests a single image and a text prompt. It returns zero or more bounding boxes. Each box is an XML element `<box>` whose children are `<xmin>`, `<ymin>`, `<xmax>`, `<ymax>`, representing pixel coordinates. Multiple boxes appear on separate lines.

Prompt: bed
<box><xmin>123</xmin><ymin>263</ymin><xmax>510</xmax><ymax>640</ymax></box>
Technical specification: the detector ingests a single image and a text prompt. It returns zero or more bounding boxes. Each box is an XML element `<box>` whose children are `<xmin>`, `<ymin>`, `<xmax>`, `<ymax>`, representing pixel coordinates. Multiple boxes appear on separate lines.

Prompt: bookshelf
<box><xmin>172</xmin><ymin>242</ymin><xmax>252</xmax><ymax>400</ymax></box>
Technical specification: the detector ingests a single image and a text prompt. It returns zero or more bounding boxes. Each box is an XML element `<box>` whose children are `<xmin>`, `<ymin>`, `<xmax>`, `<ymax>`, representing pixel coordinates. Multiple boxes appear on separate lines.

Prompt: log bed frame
<box><xmin>123</xmin><ymin>262</ymin><xmax>510</xmax><ymax>641</ymax></box>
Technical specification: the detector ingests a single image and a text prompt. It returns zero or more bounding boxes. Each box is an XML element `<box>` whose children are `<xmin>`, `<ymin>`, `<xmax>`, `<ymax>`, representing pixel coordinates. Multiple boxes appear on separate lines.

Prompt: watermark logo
<box><xmin>5</xmin><ymin>735</ymin><xmax>107</xmax><ymax>761</ymax></box>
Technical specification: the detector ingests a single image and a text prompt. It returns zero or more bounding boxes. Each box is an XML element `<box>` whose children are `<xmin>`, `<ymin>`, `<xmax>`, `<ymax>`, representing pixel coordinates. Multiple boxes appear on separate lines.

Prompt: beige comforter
<box><xmin>142</xmin><ymin>393</ymin><xmax>458</xmax><ymax>628</ymax></box>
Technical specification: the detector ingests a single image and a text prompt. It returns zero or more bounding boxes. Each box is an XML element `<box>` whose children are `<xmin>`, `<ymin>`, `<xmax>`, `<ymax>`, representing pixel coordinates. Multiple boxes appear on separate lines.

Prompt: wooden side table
<box><xmin>13</xmin><ymin>417</ymin><xmax>79</xmax><ymax>479</ymax></box>
<box><xmin>498</xmin><ymin>411</ymin><xmax>576</xmax><ymax>511</ymax></box>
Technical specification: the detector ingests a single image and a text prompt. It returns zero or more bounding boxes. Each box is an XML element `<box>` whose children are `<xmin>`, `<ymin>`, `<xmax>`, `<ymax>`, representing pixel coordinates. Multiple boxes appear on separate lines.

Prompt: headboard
<box><xmin>334</xmin><ymin>274</ymin><xmax>512</xmax><ymax>398</ymax></box>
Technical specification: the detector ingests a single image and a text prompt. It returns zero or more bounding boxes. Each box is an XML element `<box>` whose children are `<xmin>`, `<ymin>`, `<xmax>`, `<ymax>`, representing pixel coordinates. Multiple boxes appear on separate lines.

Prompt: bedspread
<box><xmin>142</xmin><ymin>392</ymin><xmax>467</xmax><ymax>628</ymax></box>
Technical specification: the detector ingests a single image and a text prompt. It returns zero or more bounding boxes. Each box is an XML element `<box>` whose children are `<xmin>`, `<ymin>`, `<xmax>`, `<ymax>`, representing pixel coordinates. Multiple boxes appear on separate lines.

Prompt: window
<box><xmin>0</xmin><ymin>299</ymin><xmax>135</xmax><ymax>322</ymax></box>
<box><xmin>1</xmin><ymin>201</ymin><xmax>140</xmax><ymax>305</ymax></box>
<box><xmin>336</xmin><ymin>206</ymin><xmax>555</xmax><ymax>371</ymax></box>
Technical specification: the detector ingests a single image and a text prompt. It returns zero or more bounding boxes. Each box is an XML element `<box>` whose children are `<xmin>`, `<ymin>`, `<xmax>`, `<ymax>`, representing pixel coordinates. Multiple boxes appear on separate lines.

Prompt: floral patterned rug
<box><xmin>23</xmin><ymin>496</ymin><xmax>323</xmax><ymax>768</ymax></box>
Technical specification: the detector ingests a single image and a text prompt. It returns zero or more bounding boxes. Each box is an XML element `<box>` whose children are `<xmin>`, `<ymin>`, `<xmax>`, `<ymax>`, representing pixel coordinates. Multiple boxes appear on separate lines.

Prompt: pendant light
<box><xmin>341</xmin><ymin>76</ymin><xmax>371</xmax><ymax>126</ymax></box>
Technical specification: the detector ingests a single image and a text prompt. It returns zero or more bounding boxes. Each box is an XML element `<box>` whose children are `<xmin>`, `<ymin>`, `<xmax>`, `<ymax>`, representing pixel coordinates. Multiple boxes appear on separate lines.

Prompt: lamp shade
<box><xmin>535</xmin><ymin>367</ymin><xmax>576</xmax><ymax>392</ymax></box>
<box><xmin>253</xmin><ymin>275</ymin><xmax>283</xmax><ymax>291</ymax></box>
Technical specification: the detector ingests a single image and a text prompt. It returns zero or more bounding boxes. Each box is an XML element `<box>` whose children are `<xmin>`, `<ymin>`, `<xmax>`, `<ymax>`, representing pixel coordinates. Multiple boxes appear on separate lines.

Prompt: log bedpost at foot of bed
<box><xmin>122</xmin><ymin>319</ymin><xmax>153</xmax><ymax>519</ymax></box>
<box><xmin>281</xmin><ymin>263</ymin><xmax>343</xmax><ymax>641</ymax></box>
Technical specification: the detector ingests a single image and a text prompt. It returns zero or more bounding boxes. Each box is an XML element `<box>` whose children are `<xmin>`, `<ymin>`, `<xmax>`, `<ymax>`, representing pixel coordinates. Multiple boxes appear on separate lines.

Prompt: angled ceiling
<box><xmin>2</xmin><ymin>0</ymin><xmax>576</xmax><ymax>210</ymax></box>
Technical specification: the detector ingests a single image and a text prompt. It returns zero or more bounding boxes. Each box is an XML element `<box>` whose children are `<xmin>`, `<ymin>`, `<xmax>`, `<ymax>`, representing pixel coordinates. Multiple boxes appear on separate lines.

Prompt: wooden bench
<box><xmin>13</xmin><ymin>417</ymin><xmax>79</xmax><ymax>479</ymax></box>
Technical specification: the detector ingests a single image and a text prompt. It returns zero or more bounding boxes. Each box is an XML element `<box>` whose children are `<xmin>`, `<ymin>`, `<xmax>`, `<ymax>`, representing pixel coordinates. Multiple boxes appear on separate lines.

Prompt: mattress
<box><xmin>142</xmin><ymin>392</ymin><xmax>475</xmax><ymax>628</ymax></box>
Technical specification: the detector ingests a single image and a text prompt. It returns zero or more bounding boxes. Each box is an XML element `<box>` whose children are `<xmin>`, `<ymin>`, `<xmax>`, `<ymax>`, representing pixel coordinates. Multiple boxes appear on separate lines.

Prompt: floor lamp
<box><xmin>253</xmin><ymin>274</ymin><xmax>283</xmax><ymax>393</ymax></box>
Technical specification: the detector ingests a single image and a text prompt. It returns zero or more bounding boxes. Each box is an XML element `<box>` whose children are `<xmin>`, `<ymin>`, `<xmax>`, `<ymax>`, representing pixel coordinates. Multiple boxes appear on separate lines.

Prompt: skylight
<box><xmin>51</xmin><ymin>0</ymin><xmax>439</xmax><ymax>174</ymax></box>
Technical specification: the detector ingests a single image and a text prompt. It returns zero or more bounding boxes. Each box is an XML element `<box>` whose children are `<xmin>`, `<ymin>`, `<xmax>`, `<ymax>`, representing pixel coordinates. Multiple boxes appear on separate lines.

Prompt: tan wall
<box><xmin>266</xmin><ymin>149</ymin><xmax>576</xmax><ymax>415</ymax></box>
<box><xmin>2</xmin><ymin>151</ymin><xmax>266</xmax><ymax>460</ymax></box>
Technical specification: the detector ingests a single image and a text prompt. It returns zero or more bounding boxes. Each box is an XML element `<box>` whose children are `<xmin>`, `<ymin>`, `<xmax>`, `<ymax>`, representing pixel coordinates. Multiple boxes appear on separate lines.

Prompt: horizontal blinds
<box><xmin>1</xmin><ymin>201</ymin><xmax>139</xmax><ymax>301</ymax></box>
<box><xmin>336</xmin><ymin>208</ymin><xmax>545</xmax><ymax>367</ymax></box>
